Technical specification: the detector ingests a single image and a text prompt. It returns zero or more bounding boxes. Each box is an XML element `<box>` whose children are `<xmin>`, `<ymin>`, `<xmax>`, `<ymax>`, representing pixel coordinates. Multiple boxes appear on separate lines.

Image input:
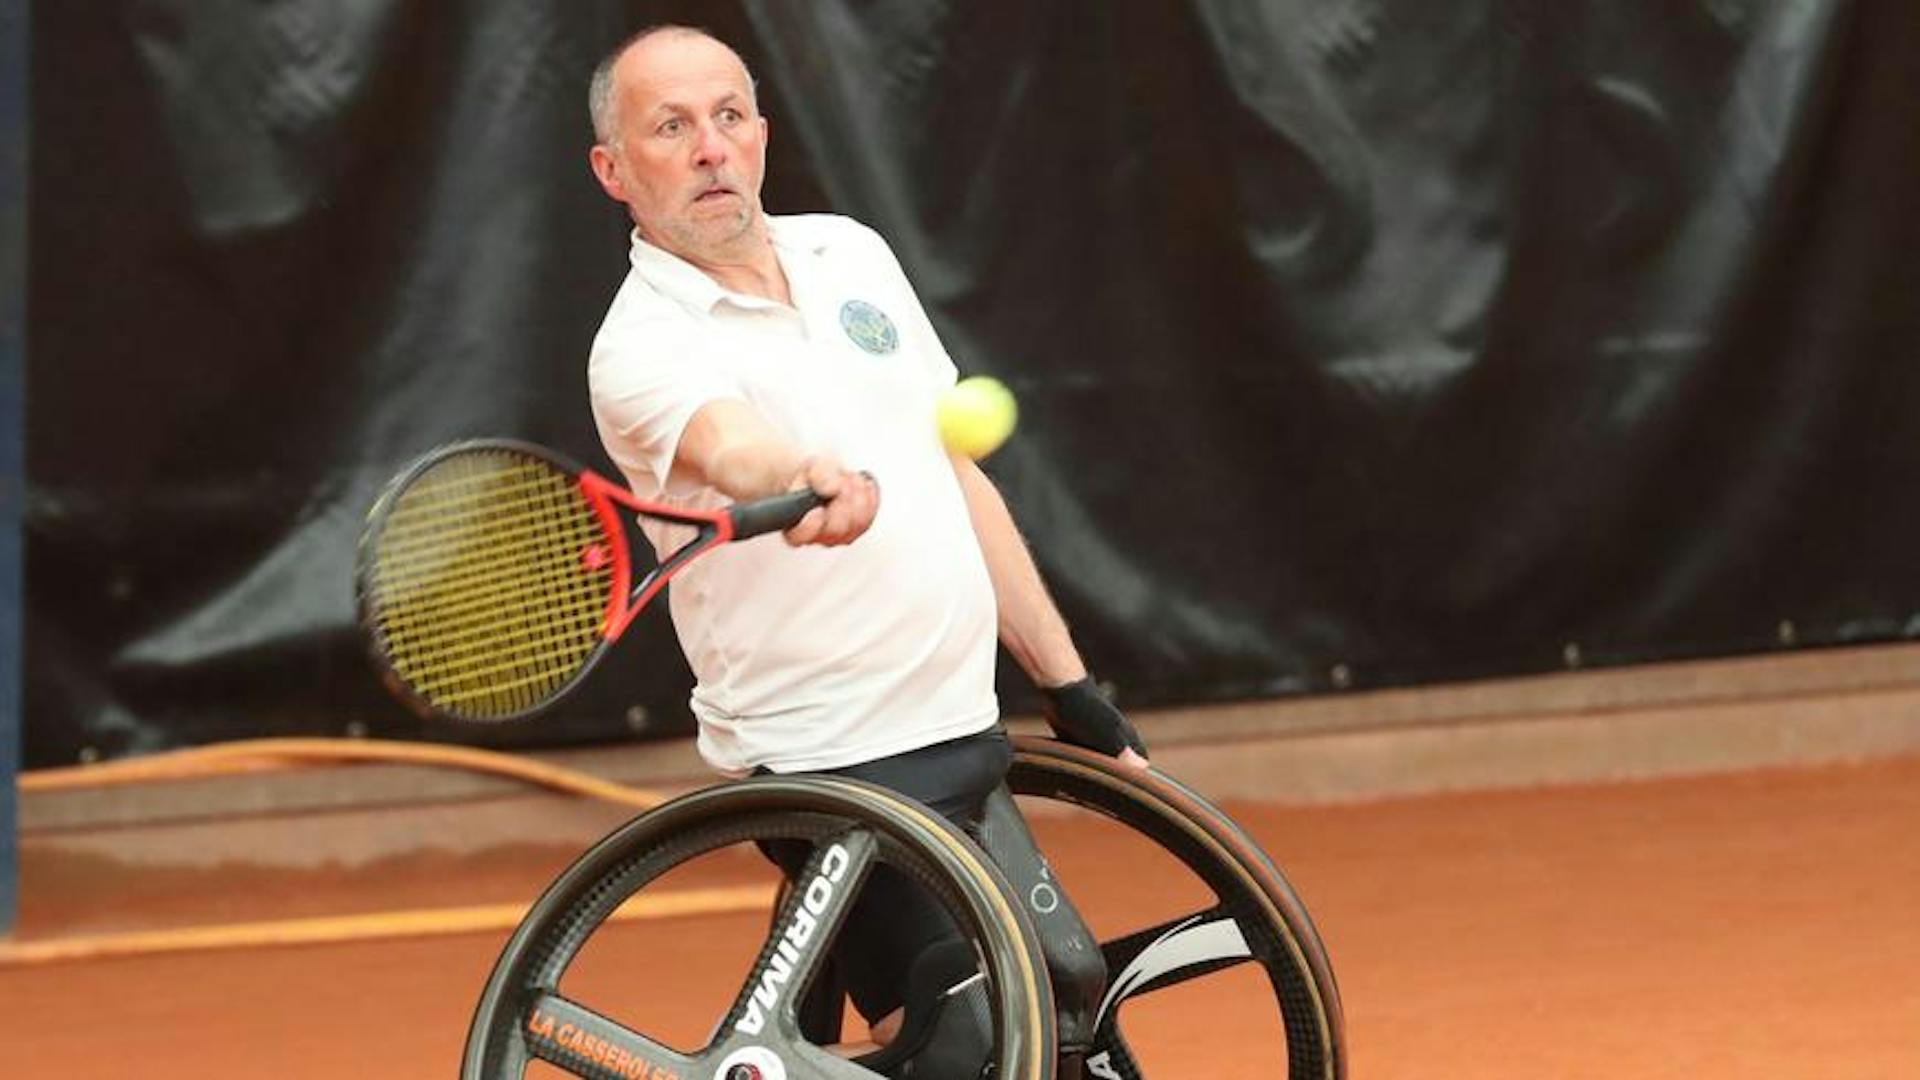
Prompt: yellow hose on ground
<box><xmin>4</xmin><ymin>738</ymin><xmax>726</xmax><ymax>967</ymax></box>
<box><xmin>0</xmin><ymin>884</ymin><xmax>777</xmax><ymax>966</ymax></box>
<box><xmin>18</xmin><ymin>736</ymin><xmax>672</xmax><ymax>810</ymax></box>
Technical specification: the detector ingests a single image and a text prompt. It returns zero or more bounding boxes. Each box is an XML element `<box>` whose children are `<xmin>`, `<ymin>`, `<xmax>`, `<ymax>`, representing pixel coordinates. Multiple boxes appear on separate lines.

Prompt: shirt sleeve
<box><xmin>589</xmin><ymin>318</ymin><xmax>744</xmax><ymax>496</ymax></box>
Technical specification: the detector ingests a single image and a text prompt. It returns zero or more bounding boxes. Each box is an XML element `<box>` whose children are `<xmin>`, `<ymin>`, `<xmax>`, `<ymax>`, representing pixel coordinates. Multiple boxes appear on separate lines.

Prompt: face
<box><xmin>590</xmin><ymin>33</ymin><xmax>771</xmax><ymax>265</ymax></box>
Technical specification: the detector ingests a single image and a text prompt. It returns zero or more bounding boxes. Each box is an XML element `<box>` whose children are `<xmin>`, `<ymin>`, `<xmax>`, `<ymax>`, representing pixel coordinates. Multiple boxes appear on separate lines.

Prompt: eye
<box><xmin>717</xmin><ymin>107</ymin><xmax>743</xmax><ymax>126</ymax></box>
<box><xmin>656</xmin><ymin>117</ymin><xmax>684</xmax><ymax>137</ymax></box>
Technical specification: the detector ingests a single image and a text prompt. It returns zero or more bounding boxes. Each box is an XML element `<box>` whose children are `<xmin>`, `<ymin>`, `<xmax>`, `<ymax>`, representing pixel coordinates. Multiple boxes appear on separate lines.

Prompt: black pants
<box><xmin>759</xmin><ymin>727</ymin><xmax>1108</xmax><ymax>1057</ymax></box>
<box><xmin>759</xmin><ymin>728</ymin><xmax>1014</xmax><ymax>1021</ymax></box>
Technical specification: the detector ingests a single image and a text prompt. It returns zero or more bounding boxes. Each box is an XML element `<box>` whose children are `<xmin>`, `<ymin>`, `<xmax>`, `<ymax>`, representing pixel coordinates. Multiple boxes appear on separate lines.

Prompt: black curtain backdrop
<box><xmin>24</xmin><ymin>0</ymin><xmax>1920</xmax><ymax>766</ymax></box>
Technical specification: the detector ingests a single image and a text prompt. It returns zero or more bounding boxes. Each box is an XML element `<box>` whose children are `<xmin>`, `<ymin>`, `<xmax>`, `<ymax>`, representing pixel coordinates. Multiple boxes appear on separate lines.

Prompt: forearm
<box><xmin>705</xmin><ymin>439</ymin><xmax>807</xmax><ymax>501</ymax></box>
<box><xmin>679</xmin><ymin>399</ymin><xmax>806</xmax><ymax>501</ymax></box>
<box><xmin>953</xmin><ymin>454</ymin><xmax>1085</xmax><ymax>688</ymax></box>
<box><xmin>674</xmin><ymin>399</ymin><xmax>878</xmax><ymax>546</ymax></box>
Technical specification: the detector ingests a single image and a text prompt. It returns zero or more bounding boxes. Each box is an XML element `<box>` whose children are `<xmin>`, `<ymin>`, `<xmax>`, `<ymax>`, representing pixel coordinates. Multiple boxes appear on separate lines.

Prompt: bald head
<box><xmin>588</xmin><ymin>25</ymin><xmax>757</xmax><ymax>146</ymax></box>
<box><xmin>585</xmin><ymin>24</ymin><xmax>773</xmax><ymax>267</ymax></box>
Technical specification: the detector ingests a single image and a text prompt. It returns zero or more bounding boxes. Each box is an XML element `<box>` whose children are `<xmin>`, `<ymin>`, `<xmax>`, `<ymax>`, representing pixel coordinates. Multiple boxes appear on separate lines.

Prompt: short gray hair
<box><xmin>588</xmin><ymin>25</ymin><xmax>758</xmax><ymax>145</ymax></box>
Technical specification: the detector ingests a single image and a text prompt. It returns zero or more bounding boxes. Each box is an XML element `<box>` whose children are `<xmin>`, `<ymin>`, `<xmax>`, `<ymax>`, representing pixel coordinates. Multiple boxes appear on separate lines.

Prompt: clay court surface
<box><xmin>3</xmin><ymin>739</ymin><xmax>1917</xmax><ymax>1079</ymax></box>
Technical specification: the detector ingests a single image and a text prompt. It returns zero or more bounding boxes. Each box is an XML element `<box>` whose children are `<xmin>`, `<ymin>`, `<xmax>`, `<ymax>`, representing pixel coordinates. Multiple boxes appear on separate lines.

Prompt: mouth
<box><xmin>693</xmin><ymin>185</ymin><xmax>737</xmax><ymax>204</ymax></box>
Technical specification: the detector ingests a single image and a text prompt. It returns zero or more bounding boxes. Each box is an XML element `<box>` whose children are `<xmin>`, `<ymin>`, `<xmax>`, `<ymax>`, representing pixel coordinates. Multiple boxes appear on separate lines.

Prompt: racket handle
<box><xmin>729</xmin><ymin>489</ymin><xmax>827</xmax><ymax>539</ymax></box>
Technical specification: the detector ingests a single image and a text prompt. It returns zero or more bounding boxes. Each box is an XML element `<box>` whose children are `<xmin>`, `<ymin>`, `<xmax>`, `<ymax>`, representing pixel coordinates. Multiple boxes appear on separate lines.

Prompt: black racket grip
<box><xmin>729</xmin><ymin>489</ymin><xmax>827</xmax><ymax>539</ymax></box>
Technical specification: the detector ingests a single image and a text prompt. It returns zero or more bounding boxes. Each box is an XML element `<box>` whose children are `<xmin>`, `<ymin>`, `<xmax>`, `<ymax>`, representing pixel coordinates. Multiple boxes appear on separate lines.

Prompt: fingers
<box><xmin>783</xmin><ymin>458</ymin><xmax>879</xmax><ymax>547</ymax></box>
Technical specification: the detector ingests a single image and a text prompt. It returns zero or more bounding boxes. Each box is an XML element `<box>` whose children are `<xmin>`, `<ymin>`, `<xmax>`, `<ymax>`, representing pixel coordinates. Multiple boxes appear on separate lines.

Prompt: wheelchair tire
<box><xmin>462</xmin><ymin>774</ymin><xmax>1056</xmax><ymax>1080</ymax></box>
<box><xmin>1007</xmin><ymin>737</ymin><xmax>1346</xmax><ymax>1080</ymax></box>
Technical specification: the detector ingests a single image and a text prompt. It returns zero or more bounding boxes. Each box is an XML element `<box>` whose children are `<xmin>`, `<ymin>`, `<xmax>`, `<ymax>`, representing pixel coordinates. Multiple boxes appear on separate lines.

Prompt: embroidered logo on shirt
<box><xmin>839</xmin><ymin>300</ymin><xmax>900</xmax><ymax>355</ymax></box>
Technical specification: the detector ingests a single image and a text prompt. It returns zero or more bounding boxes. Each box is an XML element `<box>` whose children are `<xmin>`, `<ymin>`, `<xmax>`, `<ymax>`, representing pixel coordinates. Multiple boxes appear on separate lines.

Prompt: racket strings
<box><xmin>378</xmin><ymin>603</ymin><xmax>607</xmax><ymax>689</ymax></box>
<box><xmin>376</xmin><ymin>550</ymin><xmax>606</xmax><ymax>629</ymax></box>
<box><xmin>366</xmin><ymin>452</ymin><xmax>614</xmax><ymax>718</ymax></box>
<box><xmin>369</xmin><ymin>473</ymin><xmax>597</xmax><ymax>560</ymax></box>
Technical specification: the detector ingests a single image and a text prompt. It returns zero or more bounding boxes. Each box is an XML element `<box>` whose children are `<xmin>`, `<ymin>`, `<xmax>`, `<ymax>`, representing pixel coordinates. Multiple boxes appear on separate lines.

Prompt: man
<box><xmin>585</xmin><ymin>25</ymin><xmax>1147</xmax><ymax>1077</ymax></box>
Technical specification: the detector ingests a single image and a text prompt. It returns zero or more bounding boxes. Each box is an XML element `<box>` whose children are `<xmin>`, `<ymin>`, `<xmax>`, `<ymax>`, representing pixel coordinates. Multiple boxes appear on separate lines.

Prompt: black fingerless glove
<box><xmin>1041</xmin><ymin>677</ymin><xmax>1148</xmax><ymax>758</ymax></box>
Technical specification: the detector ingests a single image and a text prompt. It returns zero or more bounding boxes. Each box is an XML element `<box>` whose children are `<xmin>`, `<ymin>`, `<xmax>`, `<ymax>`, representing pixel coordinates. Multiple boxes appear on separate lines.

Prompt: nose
<box><xmin>691</xmin><ymin>119</ymin><xmax>729</xmax><ymax>169</ymax></box>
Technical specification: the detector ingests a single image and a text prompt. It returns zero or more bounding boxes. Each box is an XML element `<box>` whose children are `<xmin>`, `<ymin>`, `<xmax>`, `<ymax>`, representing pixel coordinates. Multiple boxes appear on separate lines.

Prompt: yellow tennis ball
<box><xmin>937</xmin><ymin>376</ymin><xmax>1018</xmax><ymax>459</ymax></box>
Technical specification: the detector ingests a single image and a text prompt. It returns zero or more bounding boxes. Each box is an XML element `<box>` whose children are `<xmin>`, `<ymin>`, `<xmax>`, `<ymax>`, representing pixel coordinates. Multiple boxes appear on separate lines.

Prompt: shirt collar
<box><xmin>626</xmin><ymin>218</ymin><xmax>830</xmax><ymax>314</ymax></box>
<box><xmin>626</xmin><ymin>229</ymin><xmax>729</xmax><ymax>313</ymax></box>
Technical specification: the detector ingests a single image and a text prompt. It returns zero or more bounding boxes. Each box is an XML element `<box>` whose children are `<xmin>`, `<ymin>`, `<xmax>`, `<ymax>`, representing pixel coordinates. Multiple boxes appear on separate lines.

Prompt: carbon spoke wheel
<box><xmin>1007</xmin><ymin>737</ymin><xmax>1346</xmax><ymax>1080</ymax></box>
<box><xmin>463</xmin><ymin>775</ymin><xmax>1056</xmax><ymax>1080</ymax></box>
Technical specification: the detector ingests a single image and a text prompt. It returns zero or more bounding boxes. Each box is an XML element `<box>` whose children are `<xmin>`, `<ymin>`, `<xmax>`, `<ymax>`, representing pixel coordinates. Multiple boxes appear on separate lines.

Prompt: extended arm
<box><xmin>676</xmin><ymin>398</ymin><xmax>878</xmax><ymax>546</ymax></box>
<box><xmin>952</xmin><ymin>453</ymin><xmax>1148</xmax><ymax>768</ymax></box>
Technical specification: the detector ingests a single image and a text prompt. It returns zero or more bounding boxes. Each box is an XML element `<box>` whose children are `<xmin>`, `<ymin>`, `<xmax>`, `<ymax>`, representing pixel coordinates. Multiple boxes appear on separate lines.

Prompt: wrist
<box><xmin>1040</xmin><ymin>676</ymin><xmax>1100</xmax><ymax>709</ymax></box>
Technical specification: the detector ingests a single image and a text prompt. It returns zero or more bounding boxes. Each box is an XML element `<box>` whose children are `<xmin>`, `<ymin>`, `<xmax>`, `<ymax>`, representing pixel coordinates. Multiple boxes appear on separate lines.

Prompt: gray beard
<box><xmin>648</xmin><ymin>205</ymin><xmax>760</xmax><ymax>264</ymax></box>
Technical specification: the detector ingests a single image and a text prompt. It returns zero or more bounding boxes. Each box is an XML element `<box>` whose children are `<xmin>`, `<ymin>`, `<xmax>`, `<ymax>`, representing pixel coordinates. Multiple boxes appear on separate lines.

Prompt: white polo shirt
<box><xmin>589</xmin><ymin>214</ymin><xmax>1000</xmax><ymax>776</ymax></box>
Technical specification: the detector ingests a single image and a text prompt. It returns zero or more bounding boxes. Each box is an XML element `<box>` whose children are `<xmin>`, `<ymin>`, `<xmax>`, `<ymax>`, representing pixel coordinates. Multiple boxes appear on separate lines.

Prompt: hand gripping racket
<box><xmin>355</xmin><ymin>438</ymin><xmax>823</xmax><ymax>722</ymax></box>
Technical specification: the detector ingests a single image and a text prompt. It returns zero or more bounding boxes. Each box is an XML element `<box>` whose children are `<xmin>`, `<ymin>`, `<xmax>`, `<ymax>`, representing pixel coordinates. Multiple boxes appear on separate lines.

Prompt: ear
<box><xmin>588</xmin><ymin>144</ymin><xmax>627</xmax><ymax>204</ymax></box>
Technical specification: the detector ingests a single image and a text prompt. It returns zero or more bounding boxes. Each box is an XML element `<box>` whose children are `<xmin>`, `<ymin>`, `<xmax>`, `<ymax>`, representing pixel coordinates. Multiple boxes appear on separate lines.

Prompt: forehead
<box><xmin>617</xmin><ymin>33</ymin><xmax>754</xmax><ymax>114</ymax></box>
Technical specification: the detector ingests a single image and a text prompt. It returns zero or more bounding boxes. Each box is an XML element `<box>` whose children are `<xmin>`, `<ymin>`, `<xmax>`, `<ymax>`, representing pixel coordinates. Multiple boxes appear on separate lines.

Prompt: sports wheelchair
<box><xmin>462</xmin><ymin>737</ymin><xmax>1346</xmax><ymax>1079</ymax></box>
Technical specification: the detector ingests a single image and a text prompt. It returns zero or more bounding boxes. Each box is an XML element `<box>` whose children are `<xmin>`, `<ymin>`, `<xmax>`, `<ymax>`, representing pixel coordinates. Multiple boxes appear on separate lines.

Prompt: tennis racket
<box><xmin>355</xmin><ymin>438</ymin><xmax>823</xmax><ymax>722</ymax></box>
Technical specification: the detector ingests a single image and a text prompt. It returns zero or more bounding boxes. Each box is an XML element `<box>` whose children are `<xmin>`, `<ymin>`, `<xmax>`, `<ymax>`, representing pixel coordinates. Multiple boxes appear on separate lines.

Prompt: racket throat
<box><xmin>579</xmin><ymin>472</ymin><xmax>639</xmax><ymax>640</ymax></box>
